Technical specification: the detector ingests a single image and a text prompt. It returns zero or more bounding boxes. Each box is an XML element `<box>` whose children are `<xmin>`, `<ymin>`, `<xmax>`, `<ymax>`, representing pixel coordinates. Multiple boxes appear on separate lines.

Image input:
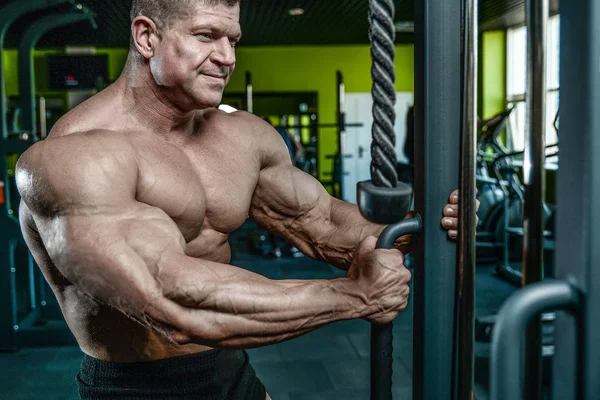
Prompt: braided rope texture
<box><xmin>368</xmin><ymin>2</ymin><xmax>397</xmax><ymax>399</ymax></box>
<box><xmin>369</xmin><ymin>0</ymin><xmax>398</xmax><ymax>188</ymax></box>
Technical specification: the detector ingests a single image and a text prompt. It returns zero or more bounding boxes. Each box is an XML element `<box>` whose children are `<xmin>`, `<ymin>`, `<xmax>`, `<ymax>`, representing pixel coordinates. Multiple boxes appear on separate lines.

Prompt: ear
<box><xmin>131</xmin><ymin>16</ymin><xmax>160</xmax><ymax>60</ymax></box>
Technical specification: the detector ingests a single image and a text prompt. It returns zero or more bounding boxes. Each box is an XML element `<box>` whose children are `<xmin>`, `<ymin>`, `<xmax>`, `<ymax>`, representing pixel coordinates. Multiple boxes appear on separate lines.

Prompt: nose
<box><xmin>211</xmin><ymin>37</ymin><xmax>236</xmax><ymax>68</ymax></box>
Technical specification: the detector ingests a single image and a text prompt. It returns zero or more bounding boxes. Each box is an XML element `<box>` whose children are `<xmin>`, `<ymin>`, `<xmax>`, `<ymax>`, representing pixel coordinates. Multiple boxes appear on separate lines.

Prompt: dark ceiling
<box><xmin>3</xmin><ymin>0</ymin><xmax>560</xmax><ymax>49</ymax></box>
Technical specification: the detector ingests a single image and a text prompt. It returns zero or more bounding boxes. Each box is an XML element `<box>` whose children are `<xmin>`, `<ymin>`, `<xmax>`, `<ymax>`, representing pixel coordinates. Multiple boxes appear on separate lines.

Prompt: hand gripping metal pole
<box><xmin>367</xmin><ymin>1</ymin><xmax>398</xmax><ymax>398</ymax></box>
<box><xmin>490</xmin><ymin>280</ymin><xmax>581</xmax><ymax>400</ymax></box>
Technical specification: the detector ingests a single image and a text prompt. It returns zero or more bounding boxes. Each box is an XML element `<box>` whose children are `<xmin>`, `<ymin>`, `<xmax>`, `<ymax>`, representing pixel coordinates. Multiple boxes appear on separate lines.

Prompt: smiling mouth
<box><xmin>204</xmin><ymin>74</ymin><xmax>226</xmax><ymax>80</ymax></box>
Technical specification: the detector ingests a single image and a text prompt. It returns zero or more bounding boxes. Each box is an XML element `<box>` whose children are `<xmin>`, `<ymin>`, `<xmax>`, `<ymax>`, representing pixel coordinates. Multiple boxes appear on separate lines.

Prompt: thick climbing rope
<box><xmin>368</xmin><ymin>1</ymin><xmax>398</xmax><ymax>399</ymax></box>
<box><xmin>369</xmin><ymin>0</ymin><xmax>398</xmax><ymax>189</ymax></box>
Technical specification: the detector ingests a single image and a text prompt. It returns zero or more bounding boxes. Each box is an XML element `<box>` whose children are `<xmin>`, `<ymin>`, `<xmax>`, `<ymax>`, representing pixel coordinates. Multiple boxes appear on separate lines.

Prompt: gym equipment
<box><xmin>490</xmin><ymin>281</ymin><xmax>581</xmax><ymax>400</ymax></box>
<box><xmin>322</xmin><ymin>71</ymin><xmax>364</xmax><ymax>198</ymax></box>
<box><xmin>358</xmin><ymin>0</ymin><xmax>478</xmax><ymax>398</ymax></box>
<box><xmin>413</xmin><ymin>0</ymin><xmax>467</xmax><ymax>397</ymax></box>
<box><xmin>550</xmin><ymin>1</ymin><xmax>599</xmax><ymax>397</ymax></box>
<box><xmin>475</xmin><ymin>108</ymin><xmax>515</xmax><ymax>261</ymax></box>
<box><xmin>245</xmin><ymin>71</ymin><xmax>253</xmax><ymax>114</ymax></box>
<box><xmin>0</xmin><ymin>0</ymin><xmax>95</xmax><ymax>351</ymax></box>
<box><xmin>19</xmin><ymin>7</ymin><xmax>97</xmax><ymax>135</ymax></box>
<box><xmin>489</xmin><ymin>0</ymin><xmax>561</xmax><ymax>398</ymax></box>
<box><xmin>475</xmin><ymin>106</ymin><xmax>557</xmax><ymax>272</ymax></box>
<box><xmin>455</xmin><ymin>0</ymin><xmax>478</xmax><ymax>394</ymax></box>
<box><xmin>356</xmin><ymin>2</ymin><xmax>424</xmax><ymax>399</ymax></box>
<box><xmin>491</xmin><ymin>145</ymin><xmax>557</xmax><ymax>286</ymax></box>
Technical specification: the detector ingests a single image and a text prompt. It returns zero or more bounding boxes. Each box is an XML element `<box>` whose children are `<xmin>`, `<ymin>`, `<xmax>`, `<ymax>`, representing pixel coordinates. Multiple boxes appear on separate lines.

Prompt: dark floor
<box><xmin>0</xmin><ymin>221</ymin><xmax>519</xmax><ymax>400</ymax></box>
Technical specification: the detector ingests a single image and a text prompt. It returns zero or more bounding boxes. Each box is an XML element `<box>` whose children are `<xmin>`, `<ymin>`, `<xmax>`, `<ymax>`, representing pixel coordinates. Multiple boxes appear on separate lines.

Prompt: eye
<box><xmin>197</xmin><ymin>33</ymin><xmax>214</xmax><ymax>41</ymax></box>
<box><xmin>229</xmin><ymin>39</ymin><xmax>238</xmax><ymax>48</ymax></box>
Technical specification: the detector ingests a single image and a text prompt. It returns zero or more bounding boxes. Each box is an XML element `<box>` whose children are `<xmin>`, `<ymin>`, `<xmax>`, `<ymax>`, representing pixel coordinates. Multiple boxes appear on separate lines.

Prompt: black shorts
<box><xmin>76</xmin><ymin>349</ymin><xmax>266</xmax><ymax>400</ymax></box>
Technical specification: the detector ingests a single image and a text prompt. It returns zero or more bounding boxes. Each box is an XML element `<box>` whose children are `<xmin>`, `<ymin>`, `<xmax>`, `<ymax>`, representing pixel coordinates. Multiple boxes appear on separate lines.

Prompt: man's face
<box><xmin>149</xmin><ymin>2</ymin><xmax>241</xmax><ymax>110</ymax></box>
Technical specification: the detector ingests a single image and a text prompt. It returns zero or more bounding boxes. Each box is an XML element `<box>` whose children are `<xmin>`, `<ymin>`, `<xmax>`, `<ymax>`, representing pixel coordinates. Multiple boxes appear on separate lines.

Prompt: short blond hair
<box><xmin>130</xmin><ymin>0</ymin><xmax>240</xmax><ymax>30</ymax></box>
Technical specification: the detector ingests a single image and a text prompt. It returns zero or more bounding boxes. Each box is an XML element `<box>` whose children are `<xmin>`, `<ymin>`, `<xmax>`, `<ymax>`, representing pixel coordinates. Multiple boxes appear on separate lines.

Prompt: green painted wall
<box><xmin>3</xmin><ymin>39</ymin><xmax>510</xmax><ymax>181</ymax></box>
<box><xmin>481</xmin><ymin>31</ymin><xmax>507</xmax><ymax>119</ymax></box>
<box><xmin>2</xmin><ymin>48</ymin><xmax>128</xmax><ymax>96</ymax></box>
<box><xmin>2</xmin><ymin>45</ymin><xmax>413</xmax><ymax>179</ymax></box>
<box><xmin>226</xmin><ymin>45</ymin><xmax>415</xmax><ymax>178</ymax></box>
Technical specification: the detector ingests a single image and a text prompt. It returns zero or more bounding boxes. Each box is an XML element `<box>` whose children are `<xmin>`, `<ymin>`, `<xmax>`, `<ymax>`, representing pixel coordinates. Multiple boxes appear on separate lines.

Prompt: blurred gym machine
<box><xmin>322</xmin><ymin>71</ymin><xmax>366</xmax><ymax>198</ymax></box>
<box><xmin>241</xmin><ymin>73</ymin><xmax>320</xmax><ymax>258</ymax></box>
<box><xmin>0</xmin><ymin>0</ymin><xmax>96</xmax><ymax>351</ymax></box>
<box><xmin>239</xmin><ymin>71</ymin><xmax>323</xmax><ymax>178</ymax></box>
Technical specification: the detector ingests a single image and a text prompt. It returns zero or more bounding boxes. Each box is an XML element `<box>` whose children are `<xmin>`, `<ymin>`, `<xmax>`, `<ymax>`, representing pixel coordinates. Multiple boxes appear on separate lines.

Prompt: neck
<box><xmin>115</xmin><ymin>55</ymin><xmax>204</xmax><ymax>137</ymax></box>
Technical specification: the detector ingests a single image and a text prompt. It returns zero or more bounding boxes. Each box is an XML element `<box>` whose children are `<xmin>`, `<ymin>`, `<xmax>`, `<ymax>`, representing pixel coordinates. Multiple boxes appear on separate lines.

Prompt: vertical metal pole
<box><xmin>553</xmin><ymin>1</ymin><xmax>600</xmax><ymax>399</ymax></box>
<box><xmin>39</xmin><ymin>97</ymin><xmax>47</xmax><ymax>139</ymax></box>
<box><xmin>336</xmin><ymin>70</ymin><xmax>345</xmax><ymax>198</ymax></box>
<box><xmin>456</xmin><ymin>0</ymin><xmax>478</xmax><ymax>396</ymax></box>
<box><xmin>522</xmin><ymin>0</ymin><xmax>547</xmax><ymax>398</ymax></box>
<box><xmin>18</xmin><ymin>12</ymin><xmax>95</xmax><ymax>135</ymax></box>
<box><xmin>413</xmin><ymin>0</ymin><xmax>462</xmax><ymax>398</ymax></box>
<box><xmin>245</xmin><ymin>71</ymin><xmax>253</xmax><ymax>113</ymax></box>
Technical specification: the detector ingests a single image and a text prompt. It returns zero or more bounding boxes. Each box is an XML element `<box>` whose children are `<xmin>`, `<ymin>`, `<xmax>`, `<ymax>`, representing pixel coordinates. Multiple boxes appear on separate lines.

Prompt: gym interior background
<box><xmin>0</xmin><ymin>0</ymin><xmax>587</xmax><ymax>399</ymax></box>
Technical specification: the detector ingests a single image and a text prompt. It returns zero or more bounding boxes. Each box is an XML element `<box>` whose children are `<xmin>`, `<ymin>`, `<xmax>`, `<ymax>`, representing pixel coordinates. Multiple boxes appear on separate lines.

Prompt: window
<box><xmin>506</xmin><ymin>15</ymin><xmax>560</xmax><ymax>152</ymax></box>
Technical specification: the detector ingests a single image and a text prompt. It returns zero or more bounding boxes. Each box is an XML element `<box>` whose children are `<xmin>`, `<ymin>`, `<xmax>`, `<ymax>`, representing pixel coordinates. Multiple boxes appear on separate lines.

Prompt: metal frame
<box><xmin>490</xmin><ymin>281</ymin><xmax>580</xmax><ymax>400</ymax></box>
<box><xmin>19</xmin><ymin>9</ymin><xmax>96</xmax><ymax>134</ymax></box>
<box><xmin>412</xmin><ymin>0</ymin><xmax>462</xmax><ymax>398</ymax></box>
<box><xmin>456</xmin><ymin>0</ymin><xmax>479</xmax><ymax>396</ymax></box>
<box><xmin>0</xmin><ymin>0</ymin><xmax>90</xmax><ymax>351</ymax></box>
<box><xmin>552</xmin><ymin>0</ymin><xmax>600</xmax><ymax>399</ymax></box>
<box><xmin>0</xmin><ymin>1</ymin><xmax>75</xmax><ymax>136</ymax></box>
<box><xmin>245</xmin><ymin>71</ymin><xmax>253</xmax><ymax>113</ymax></box>
<box><xmin>491</xmin><ymin>1</ymin><xmax>600</xmax><ymax>400</ymax></box>
<box><xmin>521</xmin><ymin>0</ymin><xmax>548</xmax><ymax>396</ymax></box>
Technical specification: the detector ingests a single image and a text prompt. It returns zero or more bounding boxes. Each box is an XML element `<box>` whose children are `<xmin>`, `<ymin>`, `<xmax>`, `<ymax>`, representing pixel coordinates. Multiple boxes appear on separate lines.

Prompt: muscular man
<box><xmin>15</xmin><ymin>1</ymin><xmax>471</xmax><ymax>399</ymax></box>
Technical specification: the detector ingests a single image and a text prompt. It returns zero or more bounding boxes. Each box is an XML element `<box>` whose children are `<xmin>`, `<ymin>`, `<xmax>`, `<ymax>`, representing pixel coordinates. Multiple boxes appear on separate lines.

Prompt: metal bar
<box><xmin>336</xmin><ymin>70</ymin><xmax>345</xmax><ymax>198</ymax></box>
<box><xmin>39</xmin><ymin>97</ymin><xmax>47</xmax><ymax>139</ymax></box>
<box><xmin>521</xmin><ymin>0</ymin><xmax>548</xmax><ymax>398</ymax></box>
<box><xmin>8</xmin><ymin>240</ymin><xmax>19</xmax><ymax>328</ymax></box>
<box><xmin>245</xmin><ymin>71</ymin><xmax>253</xmax><ymax>113</ymax></box>
<box><xmin>0</xmin><ymin>0</ymin><xmax>73</xmax><ymax>137</ymax></box>
<box><xmin>337</xmin><ymin>70</ymin><xmax>346</xmax><ymax>134</ymax></box>
<box><xmin>456</xmin><ymin>0</ymin><xmax>478</xmax><ymax>396</ymax></box>
<box><xmin>553</xmin><ymin>1</ymin><xmax>600</xmax><ymax>399</ymax></box>
<box><xmin>19</xmin><ymin>12</ymin><xmax>95</xmax><ymax>134</ymax></box>
<box><xmin>413</xmin><ymin>0</ymin><xmax>462</xmax><ymax>397</ymax></box>
<box><xmin>376</xmin><ymin>215</ymin><xmax>423</xmax><ymax>249</ymax></box>
<box><xmin>28</xmin><ymin>250</ymin><xmax>36</xmax><ymax>311</ymax></box>
<box><xmin>490</xmin><ymin>280</ymin><xmax>581</xmax><ymax>400</ymax></box>
<box><xmin>283</xmin><ymin>123</ymin><xmax>363</xmax><ymax>129</ymax></box>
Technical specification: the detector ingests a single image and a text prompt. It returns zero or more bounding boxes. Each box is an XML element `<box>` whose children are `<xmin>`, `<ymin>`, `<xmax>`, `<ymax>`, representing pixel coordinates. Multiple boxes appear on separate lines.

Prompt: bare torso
<box><xmin>21</xmin><ymin>84</ymin><xmax>264</xmax><ymax>362</ymax></box>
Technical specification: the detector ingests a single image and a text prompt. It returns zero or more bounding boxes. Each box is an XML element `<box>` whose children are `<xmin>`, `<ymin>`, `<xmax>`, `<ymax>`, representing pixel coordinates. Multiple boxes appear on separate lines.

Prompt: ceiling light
<box><xmin>394</xmin><ymin>21</ymin><xmax>414</xmax><ymax>33</ymax></box>
<box><xmin>289</xmin><ymin>8</ymin><xmax>305</xmax><ymax>16</ymax></box>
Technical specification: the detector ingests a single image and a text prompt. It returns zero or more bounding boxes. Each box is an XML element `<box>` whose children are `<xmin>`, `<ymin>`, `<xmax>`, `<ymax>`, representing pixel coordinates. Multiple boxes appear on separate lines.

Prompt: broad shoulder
<box><xmin>16</xmin><ymin>131</ymin><xmax>140</xmax><ymax>215</ymax></box>
<box><xmin>202</xmin><ymin>108</ymin><xmax>290</xmax><ymax>167</ymax></box>
<box><xmin>202</xmin><ymin>107</ymin><xmax>268</xmax><ymax>136</ymax></box>
<box><xmin>19</xmin><ymin>130</ymin><xmax>138</xmax><ymax>170</ymax></box>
